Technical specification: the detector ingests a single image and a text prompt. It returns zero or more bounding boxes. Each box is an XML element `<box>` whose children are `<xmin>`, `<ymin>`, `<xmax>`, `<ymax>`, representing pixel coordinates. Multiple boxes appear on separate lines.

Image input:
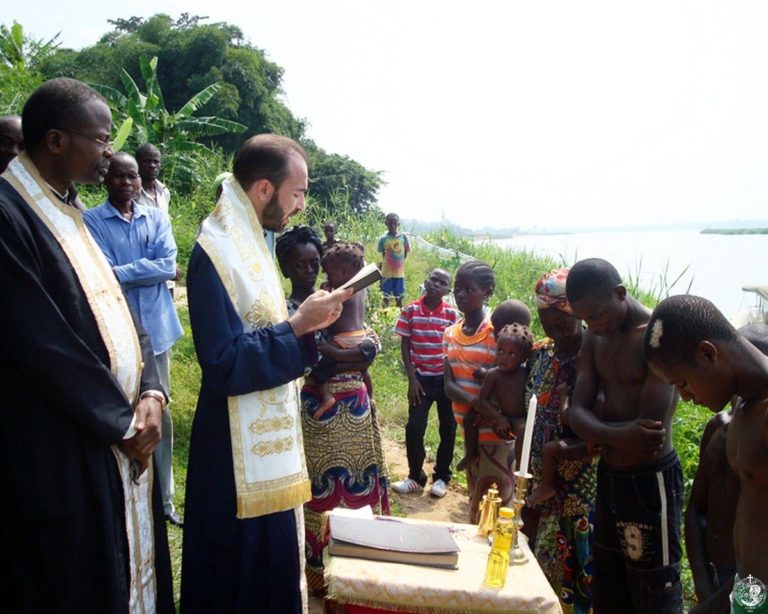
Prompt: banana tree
<box><xmin>93</xmin><ymin>55</ymin><xmax>246</xmax><ymax>183</ymax></box>
<box><xmin>0</xmin><ymin>21</ymin><xmax>60</xmax><ymax>71</ymax></box>
<box><xmin>0</xmin><ymin>21</ymin><xmax>60</xmax><ymax>112</ymax></box>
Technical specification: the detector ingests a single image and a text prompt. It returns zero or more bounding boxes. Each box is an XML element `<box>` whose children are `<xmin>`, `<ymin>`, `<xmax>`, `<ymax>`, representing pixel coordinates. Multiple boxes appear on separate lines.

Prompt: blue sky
<box><xmin>10</xmin><ymin>1</ymin><xmax>768</xmax><ymax>229</ymax></box>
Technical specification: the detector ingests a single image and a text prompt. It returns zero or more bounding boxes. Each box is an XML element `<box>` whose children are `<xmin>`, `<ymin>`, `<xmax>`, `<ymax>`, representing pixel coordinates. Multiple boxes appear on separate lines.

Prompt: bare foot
<box><xmin>456</xmin><ymin>454</ymin><xmax>476</xmax><ymax>472</ymax></box>
<box><xmin>527</xmin><ymin>484</ymin><xmax>556</xmax><ymax>507</ymax></box>
<box><xmin>313</xmin><ymin>394</ymin><xmax>336</xmax><ymax>419</ymax></box>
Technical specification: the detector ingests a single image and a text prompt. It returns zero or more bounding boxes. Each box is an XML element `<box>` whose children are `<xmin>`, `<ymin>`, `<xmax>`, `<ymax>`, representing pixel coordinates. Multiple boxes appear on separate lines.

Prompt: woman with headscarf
<box><xmin>526</xmin><ymin>267</ymin><xmax>597</xmax><ymax>614</ymax></box>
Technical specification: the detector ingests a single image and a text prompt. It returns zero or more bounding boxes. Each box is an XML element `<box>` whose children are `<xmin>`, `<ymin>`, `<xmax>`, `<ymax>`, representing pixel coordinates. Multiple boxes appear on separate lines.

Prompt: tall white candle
<box><xmin>519</xmin><ymin>394</ymin><xmax>537</xmax><ymax>476</ymax></box>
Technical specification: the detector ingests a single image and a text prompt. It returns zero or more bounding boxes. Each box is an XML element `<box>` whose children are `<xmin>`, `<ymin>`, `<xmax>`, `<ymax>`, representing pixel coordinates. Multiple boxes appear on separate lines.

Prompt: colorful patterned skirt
<box><xmin>534</xmin><ymin>511</ymin><xmax>594</xmax><ymax>614</ymax></box>
<box><xmin>301</xmin><ymin>373</ymin><xmax>390</xmax><ymax>575</ymax></box>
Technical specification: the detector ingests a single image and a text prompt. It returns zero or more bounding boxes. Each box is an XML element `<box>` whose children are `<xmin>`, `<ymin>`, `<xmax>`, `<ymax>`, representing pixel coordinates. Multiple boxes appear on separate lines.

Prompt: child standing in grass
<box><xmin>322</xmin><ymin>221</ymin><xmax>339</xmax><ymax>252</ymax></box>
<box><xmin>392</xmin><ymin>268</ymin><xmax>459</xmax><ymax>498</ymax></box>
<box><xmin>377</xmin><ymin>212</ymin><xmax>410</xmax><ymax>308</ymax></box>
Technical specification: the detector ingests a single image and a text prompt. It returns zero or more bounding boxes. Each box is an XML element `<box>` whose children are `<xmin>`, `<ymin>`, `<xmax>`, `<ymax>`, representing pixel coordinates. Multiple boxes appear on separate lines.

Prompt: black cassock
<box><xmin>0</xmin><ymin>179</ymin><xmax>173</xmax><ymax>613</ymax></box>
<box><xmin>180</xmin><ymin>244</ymin><xmax>315</xmax><ymax>614</ymax></box>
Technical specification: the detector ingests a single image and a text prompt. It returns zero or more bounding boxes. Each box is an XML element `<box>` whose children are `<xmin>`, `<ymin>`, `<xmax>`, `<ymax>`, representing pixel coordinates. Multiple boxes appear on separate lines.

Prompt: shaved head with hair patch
<box><xmin>644</xmin><ymin>294</ymin><xmax>737</xmax><ymax>366</ymax></box>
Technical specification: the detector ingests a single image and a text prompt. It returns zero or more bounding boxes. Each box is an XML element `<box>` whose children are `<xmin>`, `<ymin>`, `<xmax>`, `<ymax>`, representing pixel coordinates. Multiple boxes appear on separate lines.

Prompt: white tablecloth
<box><xmin>325</xmin><ymin>518</ymin><xmax>563</xmax><ymax>614</ymax></box>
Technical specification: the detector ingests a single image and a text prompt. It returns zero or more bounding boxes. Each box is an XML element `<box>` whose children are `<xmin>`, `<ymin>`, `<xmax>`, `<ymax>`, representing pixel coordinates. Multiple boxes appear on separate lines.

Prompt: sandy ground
<box><xmin>380</xmin><ymin>438</ymin><xmax>470</xmax><ymax>522</ymax></box>
<box><xmin>308</xmin><ymin>437</ymin><xmax>470</xmax><ymax>613</ymax></box>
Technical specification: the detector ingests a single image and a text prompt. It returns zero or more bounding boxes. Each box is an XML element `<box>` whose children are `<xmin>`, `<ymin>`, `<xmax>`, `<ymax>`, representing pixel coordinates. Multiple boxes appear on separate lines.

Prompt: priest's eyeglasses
<box><xmin>67</xmin><ymin>131</ymin><xmax>114</xmax><ymax>152</ymax></box>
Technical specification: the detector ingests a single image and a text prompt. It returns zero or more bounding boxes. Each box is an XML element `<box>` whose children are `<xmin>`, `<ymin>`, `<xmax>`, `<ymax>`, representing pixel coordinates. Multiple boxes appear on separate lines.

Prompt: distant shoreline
<box><xmin>701</xmin><ymin>228</ymin><xmax>768</xmax><ymax>235</ymax></box>
<box><xmin>406</xmin><ymin>220</ymin><xmax>768</xmax><ymax>236</ymax></box>
<box><xmin>471</xmin><ymin>232</ymin><xmax>573</xmax><ymax>240</ymax></box>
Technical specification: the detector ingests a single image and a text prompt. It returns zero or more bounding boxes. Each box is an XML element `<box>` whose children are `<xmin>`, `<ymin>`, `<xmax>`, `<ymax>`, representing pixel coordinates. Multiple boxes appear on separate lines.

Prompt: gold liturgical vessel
<box><xmin>476</xmin><ymin>483</ymin><xmax>502</xmax><ymax>537</ymax></box>
<box><xmin>509</xmin><ymin>470</ymin><xmax>532</xmax><ymax>564</ymax></box>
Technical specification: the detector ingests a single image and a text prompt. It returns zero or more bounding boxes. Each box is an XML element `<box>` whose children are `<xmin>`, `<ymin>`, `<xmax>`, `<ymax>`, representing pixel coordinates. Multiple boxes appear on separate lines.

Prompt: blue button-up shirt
<box><xmin>84</xmin><ymin>200</ymin><xmax>183</xmax><ymax>355</ymax></box>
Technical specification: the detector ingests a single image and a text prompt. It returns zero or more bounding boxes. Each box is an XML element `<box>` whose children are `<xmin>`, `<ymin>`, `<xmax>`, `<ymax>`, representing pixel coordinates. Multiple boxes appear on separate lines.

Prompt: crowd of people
<box><xmin>1</xmin><ymin>76</ymin><xmax>766</xmax><ymax>614</ymax></box>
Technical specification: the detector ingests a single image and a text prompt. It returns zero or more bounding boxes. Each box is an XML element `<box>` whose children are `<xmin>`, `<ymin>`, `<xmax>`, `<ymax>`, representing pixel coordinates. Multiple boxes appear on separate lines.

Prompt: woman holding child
<box><xmin>443</xmin><ymin>260</ymin><xmax>516</xmax><ymax>522</ymax></box>
<box><xmin>526</xmin><ymin>268</ymin><xmax>597</xmax><ymax>614</ymax></box>
<box><xmin>276</xmin><ymin>229</ymin><xmax>389</xmax><ymax>587</ymax></box>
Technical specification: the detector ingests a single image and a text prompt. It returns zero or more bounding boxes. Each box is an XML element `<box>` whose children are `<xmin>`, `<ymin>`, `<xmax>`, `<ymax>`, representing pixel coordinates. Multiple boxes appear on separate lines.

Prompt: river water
<box><xmin>491</xmin><ymin>229</ymin><xmax>768</xmax><ymax>321</ymax></box>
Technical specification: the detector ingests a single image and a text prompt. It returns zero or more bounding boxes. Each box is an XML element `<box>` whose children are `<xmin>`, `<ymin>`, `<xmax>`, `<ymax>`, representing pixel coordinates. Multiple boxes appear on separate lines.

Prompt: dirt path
<box><xmin>381</xmin><ymin>437</ymin><xmax>470</xmax><ymax>522</ymax></box>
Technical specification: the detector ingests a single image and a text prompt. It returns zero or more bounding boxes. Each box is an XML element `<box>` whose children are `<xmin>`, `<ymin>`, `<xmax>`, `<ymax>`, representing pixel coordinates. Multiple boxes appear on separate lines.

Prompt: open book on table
<box><xmin>328</xmin><ymin>514</ymin><xmax>459</xmax><ymax>569</ymax></box>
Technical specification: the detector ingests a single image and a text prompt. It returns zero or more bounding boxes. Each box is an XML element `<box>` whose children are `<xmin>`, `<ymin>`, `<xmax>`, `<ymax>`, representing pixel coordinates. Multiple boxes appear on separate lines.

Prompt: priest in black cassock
<box><xmin>0</xmin><ymin>78</ymin><xmax>173</xmax><ymax>613</ymax></box>
<box><xmin>180</xmin><ymin>134</ymin><xmax>350</xmax><ymax>613</ymax></box>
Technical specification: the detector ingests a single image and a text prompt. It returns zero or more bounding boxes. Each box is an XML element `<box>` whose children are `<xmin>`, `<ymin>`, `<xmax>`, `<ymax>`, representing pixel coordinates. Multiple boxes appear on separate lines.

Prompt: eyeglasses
<box><xmin>67</xmin><ymin>131</ymin><xmax>114</xmax><ymax>152</ymax></box>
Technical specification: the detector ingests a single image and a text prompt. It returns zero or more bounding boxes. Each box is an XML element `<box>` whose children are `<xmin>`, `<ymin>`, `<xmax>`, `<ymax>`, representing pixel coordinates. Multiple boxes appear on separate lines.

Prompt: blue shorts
<box><xmin>381</xmin><ymin>277</ymin><xmax>405</xmax><ymax>299</ymax></box>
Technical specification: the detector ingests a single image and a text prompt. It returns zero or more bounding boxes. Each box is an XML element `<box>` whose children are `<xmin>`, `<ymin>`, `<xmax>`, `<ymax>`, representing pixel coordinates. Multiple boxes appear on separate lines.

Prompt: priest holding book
<box><xmin>180</xmin><ymin>134</ymin><xmax>350</xmax><ymax>613</ymax></box>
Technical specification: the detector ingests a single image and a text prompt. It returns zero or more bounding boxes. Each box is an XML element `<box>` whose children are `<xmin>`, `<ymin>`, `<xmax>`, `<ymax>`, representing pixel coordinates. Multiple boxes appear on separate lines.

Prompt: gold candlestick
<box><xmin>509</xmin><ymin>470</ymin><xmax>532</xmax><ymax>564</ymax></box>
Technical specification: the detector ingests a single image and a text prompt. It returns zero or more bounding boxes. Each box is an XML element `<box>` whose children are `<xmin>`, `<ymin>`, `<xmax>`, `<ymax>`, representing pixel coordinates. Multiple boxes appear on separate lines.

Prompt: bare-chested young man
<box><xmin>682</xmin><ymin>324</ymin><xmax>768</xmax><ymax>613</ymax></box>
<box><xmin>685</xmin><ymin>390</ymin><xmax>739</xmax><ymax>613</ymax></box>
<box><xmin>645</xmin><ymin>297</ymin><xmax>768</xmax><ymax>614</ymax></box>
<box><xmin>565</xmin><ymin>258</ymin><xmax>681</xmax><ymax>613</ymax></box>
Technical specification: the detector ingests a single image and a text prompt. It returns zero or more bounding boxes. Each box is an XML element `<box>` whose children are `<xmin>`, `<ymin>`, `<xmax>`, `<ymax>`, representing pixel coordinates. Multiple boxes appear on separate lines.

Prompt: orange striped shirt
<box><xmin>443</xmin><ymin>318</ymin><xmax>503</xmax><ymax>443</ymax></box>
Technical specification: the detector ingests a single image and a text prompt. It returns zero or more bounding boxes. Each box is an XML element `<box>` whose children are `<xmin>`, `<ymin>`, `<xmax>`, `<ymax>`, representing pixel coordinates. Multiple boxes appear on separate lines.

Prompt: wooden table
<box><xmin>324</xmin><ymin>519</ymin><xmax>563</xmax><ymax>614</ymax></box>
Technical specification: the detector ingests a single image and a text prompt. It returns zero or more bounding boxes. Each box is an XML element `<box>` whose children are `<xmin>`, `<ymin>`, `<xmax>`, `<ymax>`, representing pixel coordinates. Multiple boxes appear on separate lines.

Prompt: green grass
<box><xmin>166</xmin><ymin>304</ymin><xmax>198</xmax><ymax>600</ymax></box>
<box><xmin>165</xmin><ymin>215</ymin><xmax>707</xmax><ymax>608</ymax></box>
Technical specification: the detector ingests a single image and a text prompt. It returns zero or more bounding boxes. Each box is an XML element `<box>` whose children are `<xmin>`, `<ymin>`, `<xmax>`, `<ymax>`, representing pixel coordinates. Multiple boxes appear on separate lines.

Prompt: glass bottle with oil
<box><xmin>483</xmin><ymin>506</ymin><xmax>514</xmax><ymax>588</ymax></box>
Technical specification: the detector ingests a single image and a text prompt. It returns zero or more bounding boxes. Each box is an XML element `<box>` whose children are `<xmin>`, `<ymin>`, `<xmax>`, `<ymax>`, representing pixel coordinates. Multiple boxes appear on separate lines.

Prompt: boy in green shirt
<box><xmin>377</xmin><ymin>212</ymin><xmax>410</xmax><ymax>308</ymax></box>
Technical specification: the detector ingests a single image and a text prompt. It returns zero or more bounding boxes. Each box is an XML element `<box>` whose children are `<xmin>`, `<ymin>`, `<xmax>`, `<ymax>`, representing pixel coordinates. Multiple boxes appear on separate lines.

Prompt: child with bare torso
<box><xmin>313</xmin><ymin>242</ymin><xmax>377</xmax><ymax>417</ymax></box>
<box><xmin>683</xmin><ymin>324</ymin><xmax>768</xmax><ymax>614</ymax></box>
<box><xmin>526</xmin><ymin>383</ymin><xmax>601</xmax><ymax>507</ymax></box>
<box><xmin>471</xmin><ymin>298</ymin><xmax>533</xmax><ymax>381</ymax></box>
<box><xmin>457</xmin><ymin>323</ymin><xmax>533</xmax><ymax>471</ymax></box>
<box><xmin>646</xmin><ymin>300</ymin><xmax>768</xmax><ymax>614</ymax></box>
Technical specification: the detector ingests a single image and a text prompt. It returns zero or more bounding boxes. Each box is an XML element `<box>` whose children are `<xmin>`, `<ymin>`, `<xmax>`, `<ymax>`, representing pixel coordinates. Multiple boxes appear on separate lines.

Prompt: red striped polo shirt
<box><xmin>395</xmin><ymin>297</ymin><xmax>459</xmax><ymax>376</ymax></box>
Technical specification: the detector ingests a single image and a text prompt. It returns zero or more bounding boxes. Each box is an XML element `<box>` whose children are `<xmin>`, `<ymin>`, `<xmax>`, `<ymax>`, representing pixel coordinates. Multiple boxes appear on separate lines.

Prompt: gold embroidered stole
<box><xmin>4</xmin><ymin>154</ymin><xmax>158</xmax><ymax>614</ymax></box>
<box><xmin>197</xmin><ymin>176</ymin><xmax>311</xmax><ymax>518</ymax></box>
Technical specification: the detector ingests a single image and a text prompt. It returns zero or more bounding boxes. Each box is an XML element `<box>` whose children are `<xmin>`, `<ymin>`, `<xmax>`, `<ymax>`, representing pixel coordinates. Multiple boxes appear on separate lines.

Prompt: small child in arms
<box><xmin>457</xmin><ymin>323</ymin><xmax>534</xmax><ymax>471</ymax></box>
<box><xmin>473</xmin><ymin>299</ymin><xmax>532</xmax><ymax>382</ymax></box>
<box><xmin>526</xmin><ymin>384</ymin><xmax>601</xmax><ymax>506</ymax></box>
<box><xmin>311</xmin><ymin>242</ymin><xmax>377</xmax><ymax>418</ymax></box>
